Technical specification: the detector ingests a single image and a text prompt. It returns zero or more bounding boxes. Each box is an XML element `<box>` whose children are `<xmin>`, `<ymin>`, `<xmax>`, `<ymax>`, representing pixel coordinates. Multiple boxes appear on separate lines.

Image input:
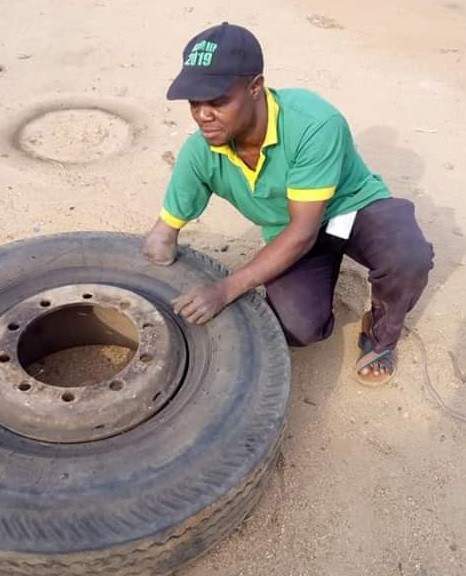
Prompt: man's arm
<box><xmin>143</xmin><ymin>219</ymin><xmax>180</xmax><ymax>266</ymax></box>
<box><xmin>143</xmin><ymin>135</ymin><xmax>212</xmax><ymax>265</ymax></box>
<box><xmin>172</xmin><ymin>200</ymin><xmax>326</xmax><ymax>324</ymax></box>
<box><xmin>223</xmin><ymin>199</ymin><xmax>325</xmax><ymax>297</ymax></box>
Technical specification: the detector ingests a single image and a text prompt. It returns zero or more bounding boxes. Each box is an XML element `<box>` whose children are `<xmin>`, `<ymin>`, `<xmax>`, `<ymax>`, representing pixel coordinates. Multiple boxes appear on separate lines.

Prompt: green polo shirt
<box><xmin>161</xmin><ymin>88</ymin><xmax>390</xmax><ymax>243</ymax></box>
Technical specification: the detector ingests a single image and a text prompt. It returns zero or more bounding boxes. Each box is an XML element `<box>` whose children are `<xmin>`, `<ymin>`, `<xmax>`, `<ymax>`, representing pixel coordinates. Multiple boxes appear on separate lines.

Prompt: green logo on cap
<box><xmin>185</xmin><ymin>41</ymin><xmax>218</xmax><ymax>67</ymax></box>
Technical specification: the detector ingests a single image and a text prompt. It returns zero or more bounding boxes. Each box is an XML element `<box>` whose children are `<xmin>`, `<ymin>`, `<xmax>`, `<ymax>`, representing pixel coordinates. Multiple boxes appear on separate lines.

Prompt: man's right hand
<box><xmin>143</xmin><ymin>219</ymin><xmax>179</xmax><ymax>266</ymax></box>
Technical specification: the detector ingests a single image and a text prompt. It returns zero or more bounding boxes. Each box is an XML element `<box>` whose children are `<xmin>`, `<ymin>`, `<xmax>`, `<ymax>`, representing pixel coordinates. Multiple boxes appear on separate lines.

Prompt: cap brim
<box><xmin>167</xmin><ymin>70</ymin><xmax>236</xmax><ymax>101</ymax></box>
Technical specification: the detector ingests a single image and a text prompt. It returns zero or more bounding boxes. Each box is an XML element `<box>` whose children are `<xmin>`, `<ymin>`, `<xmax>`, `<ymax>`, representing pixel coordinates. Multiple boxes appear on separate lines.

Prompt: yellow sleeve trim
<box><xmin>287</xmin><ymin>187</ymin><xmax>336</xmax><ymax>202</ymax></box>
<box><xmin>160</xmin><ymin>208</ymin><xmax>187</xmax><ymax>229</ymax></box>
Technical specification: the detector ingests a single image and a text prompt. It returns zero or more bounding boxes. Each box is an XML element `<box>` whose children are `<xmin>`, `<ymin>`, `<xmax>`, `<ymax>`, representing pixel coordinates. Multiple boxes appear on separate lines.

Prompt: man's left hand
<box><xmin>172</xmin><ymin>281</ymin><xmax>229</xmax><ymax>325</ymax></box>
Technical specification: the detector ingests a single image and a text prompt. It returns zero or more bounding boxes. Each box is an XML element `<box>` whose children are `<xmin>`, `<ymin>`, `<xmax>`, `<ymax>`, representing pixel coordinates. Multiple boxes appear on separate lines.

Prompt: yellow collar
<box><xmin>210</xmin><ymin>89</ymin><xmax>279</xmax><ymax>191</ymax></box>
<box><xmin>262</xmin><ymin>87</ymin><xmax>279</xmax><ymax>147</ymax></box>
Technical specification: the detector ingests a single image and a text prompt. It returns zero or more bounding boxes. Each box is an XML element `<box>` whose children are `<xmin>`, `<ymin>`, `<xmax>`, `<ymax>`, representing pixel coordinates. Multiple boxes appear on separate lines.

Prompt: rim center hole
<box><xmin>17</xmin><ymin>304</ymin><xmax>139</xmax><ymax>387</ymax></box>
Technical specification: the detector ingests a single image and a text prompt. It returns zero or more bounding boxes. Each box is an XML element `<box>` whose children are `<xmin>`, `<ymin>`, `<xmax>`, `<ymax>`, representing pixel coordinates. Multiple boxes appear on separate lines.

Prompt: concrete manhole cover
<box><xmin>17</xmin><ymin>107</ymin><xmax>132</xmax><ymax>163</ymax></box>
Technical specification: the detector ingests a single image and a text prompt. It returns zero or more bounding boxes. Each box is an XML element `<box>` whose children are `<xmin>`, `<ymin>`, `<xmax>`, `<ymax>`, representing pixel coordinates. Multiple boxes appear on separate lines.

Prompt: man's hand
<box><xmin>143</xmin><ymin>219</ymin><xmax>179</xmax><ymax>266</ymax></box>
<box><xmin>172</xmin><ymin>281</ymin><xmax>229</xmax><ymax>325</ymax></box>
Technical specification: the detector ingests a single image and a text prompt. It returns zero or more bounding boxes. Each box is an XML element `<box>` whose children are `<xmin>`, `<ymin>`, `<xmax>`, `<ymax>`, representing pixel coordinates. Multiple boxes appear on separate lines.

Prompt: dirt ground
<box><xmin>1</xmin><ymin>1</ymin><xmax>466</xmax><ymax>575</ymax></box>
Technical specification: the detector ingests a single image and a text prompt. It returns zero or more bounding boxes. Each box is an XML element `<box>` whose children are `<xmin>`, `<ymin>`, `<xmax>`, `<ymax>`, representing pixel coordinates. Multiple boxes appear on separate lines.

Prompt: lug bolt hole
<box><xmin>143</xmin><ymin>323</ymin><xmax>153</xmax><ymax>329</ymax></box>
<box><xmin>0</xmin><ymin>353</ymin><xmax>10</xmax><ymax>363</ymax></box>
<box><xmin>8</xmin><ymin>323</ymin><xmax>20</xmax><ymax>331</ymax></box>
<box><xmin>94</xmin><ymin>424</ymin><xmax>105</xmax><ymax>430</ymax></box>
<box><xmin>40</xmin><ymin>300</ymin><xmax>51</xmax><ymax>308</ymax></box>
<box><xmin>61</xmin><ymin>392</ymin><xmax>75</xmax><ymax>402</ymax></box>
<box><xmin>140</xmin><ymin>353</ymin><xmax>153</xmax><ymax>363</ymax></box>
<box><xmin>18</xmin><ymin>382</ymin><xmax>31</xmax><ymax>392</ymax></box>
<box><xmin>109</xmin><ymin>380</ymin><xmax>124</xmax><ymax>391</ymax></box>
<box><xmin>119</xmin><ymin>301</ymin><xmax>130</xmax><ymax>310</ymax></box>
<box><xmin>82</xmin><ymin>293</ymin><xmax>93</xmax><ymax>300</ymax></box>
<box><xmin>153</xmin><ymin>392</ymin><xmax>161</xmax><ymax>403</ymax></box>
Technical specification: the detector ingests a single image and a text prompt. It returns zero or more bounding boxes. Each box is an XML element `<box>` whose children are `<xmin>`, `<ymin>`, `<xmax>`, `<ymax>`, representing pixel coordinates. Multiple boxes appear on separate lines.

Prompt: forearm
<box><xmin>222</xmin><ymin>227</ymin><xmax>318</xmax><ymax>303</ymax></box>
<box><xmin>143</xmin><ymin>218</ymin><xmax>180</xmax><ymax>265</ymax></box>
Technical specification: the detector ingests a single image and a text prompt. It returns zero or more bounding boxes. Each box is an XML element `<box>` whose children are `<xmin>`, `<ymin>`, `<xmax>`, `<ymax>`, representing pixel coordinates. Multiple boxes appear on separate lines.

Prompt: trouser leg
<box><xmin>345</xmin><ymin>198</ymin><xmax>434</xmax><ymax>352</ymax></box>
<box><xmin>265</xmin><ymin>231</ymin><xmax>344</xmax><ymax>347</ymax></box>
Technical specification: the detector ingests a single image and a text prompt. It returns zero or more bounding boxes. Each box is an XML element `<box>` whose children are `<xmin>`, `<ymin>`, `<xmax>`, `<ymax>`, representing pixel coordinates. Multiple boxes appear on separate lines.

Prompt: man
<box><xmin>144</xmin><ymin>22</ymin><xmax>434</xmax><ymax>386</ymax></box>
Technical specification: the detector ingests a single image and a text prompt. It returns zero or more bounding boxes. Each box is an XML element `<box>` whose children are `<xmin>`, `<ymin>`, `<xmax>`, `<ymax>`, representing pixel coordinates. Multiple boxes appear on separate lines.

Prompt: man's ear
<box><xmin>249</xmin><ymin>75</ymin><xmax>265</xmax><ymax>100</ymax></box>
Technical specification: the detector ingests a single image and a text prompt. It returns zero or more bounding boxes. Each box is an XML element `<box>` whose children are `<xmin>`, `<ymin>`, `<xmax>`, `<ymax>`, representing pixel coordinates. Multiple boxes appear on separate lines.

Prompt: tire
<box><xmin>0</xmin><ymin>232</ymin><xmax>290</xmax><ymax>576</ymax></box>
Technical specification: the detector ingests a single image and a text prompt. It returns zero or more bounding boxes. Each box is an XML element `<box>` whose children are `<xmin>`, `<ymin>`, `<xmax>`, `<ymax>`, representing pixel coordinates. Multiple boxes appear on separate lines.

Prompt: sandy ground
<box><xmin>1</xmin><ymin>1</ymin><xmax>466</xmax><ymax>575</ymax></box>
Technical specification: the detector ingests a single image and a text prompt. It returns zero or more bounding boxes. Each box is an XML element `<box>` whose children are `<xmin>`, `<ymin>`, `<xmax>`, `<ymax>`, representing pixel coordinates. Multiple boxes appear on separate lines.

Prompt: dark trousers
<box><xmin>265</xmin><ymin>198</ymin><xmax>434</xmax><ymax>352</ymax></box>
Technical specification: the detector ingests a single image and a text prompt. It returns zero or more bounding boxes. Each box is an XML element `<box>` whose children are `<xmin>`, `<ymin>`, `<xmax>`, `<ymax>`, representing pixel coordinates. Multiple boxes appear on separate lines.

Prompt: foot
<box><xmin>355</xmin><ymin>312</ymin><xmax>396</xmax><ymax>387</ymax></box>
<box><xmin>143</xmin><ymin>219</ymin><xmax>179</xmax><ymax>266</ymax></box>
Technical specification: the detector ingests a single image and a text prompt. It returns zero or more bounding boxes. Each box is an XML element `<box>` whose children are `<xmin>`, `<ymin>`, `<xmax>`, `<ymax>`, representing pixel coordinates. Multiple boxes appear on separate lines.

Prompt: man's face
<box><xmin>189</xmin><ymin>78</ymin><xmax>260</xmax><ymax>146</ymax></box>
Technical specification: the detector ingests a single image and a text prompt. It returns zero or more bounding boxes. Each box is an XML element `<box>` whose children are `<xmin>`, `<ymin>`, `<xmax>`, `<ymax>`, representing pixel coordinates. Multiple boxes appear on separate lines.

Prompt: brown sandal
<box><xmin>356</xmin><ymin>312</ymin><xmax>396</xmax><ymax>387</ymax></box>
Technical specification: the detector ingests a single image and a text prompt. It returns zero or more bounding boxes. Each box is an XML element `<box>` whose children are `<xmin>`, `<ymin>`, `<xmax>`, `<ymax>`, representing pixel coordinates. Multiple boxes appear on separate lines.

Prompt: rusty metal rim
<box><xmin>0</xmin><ymin>284</ymin><xmax>188</xmax><ymax>444</ymax></box>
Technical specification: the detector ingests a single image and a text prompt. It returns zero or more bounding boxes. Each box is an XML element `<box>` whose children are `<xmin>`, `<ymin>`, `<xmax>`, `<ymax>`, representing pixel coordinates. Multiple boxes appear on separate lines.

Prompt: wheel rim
<box><xmin>0</xmin><ymin>284</ymin><xmax>187</xmax><ymax>443</ymax></box>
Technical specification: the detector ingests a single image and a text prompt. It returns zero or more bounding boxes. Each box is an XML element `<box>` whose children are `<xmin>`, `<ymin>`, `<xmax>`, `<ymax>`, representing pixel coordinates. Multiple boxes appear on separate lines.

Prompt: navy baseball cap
<box><xmin>167</xmin><ymin>22</ymin><xmax>264</xmax><ymax>101</ymax></box>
